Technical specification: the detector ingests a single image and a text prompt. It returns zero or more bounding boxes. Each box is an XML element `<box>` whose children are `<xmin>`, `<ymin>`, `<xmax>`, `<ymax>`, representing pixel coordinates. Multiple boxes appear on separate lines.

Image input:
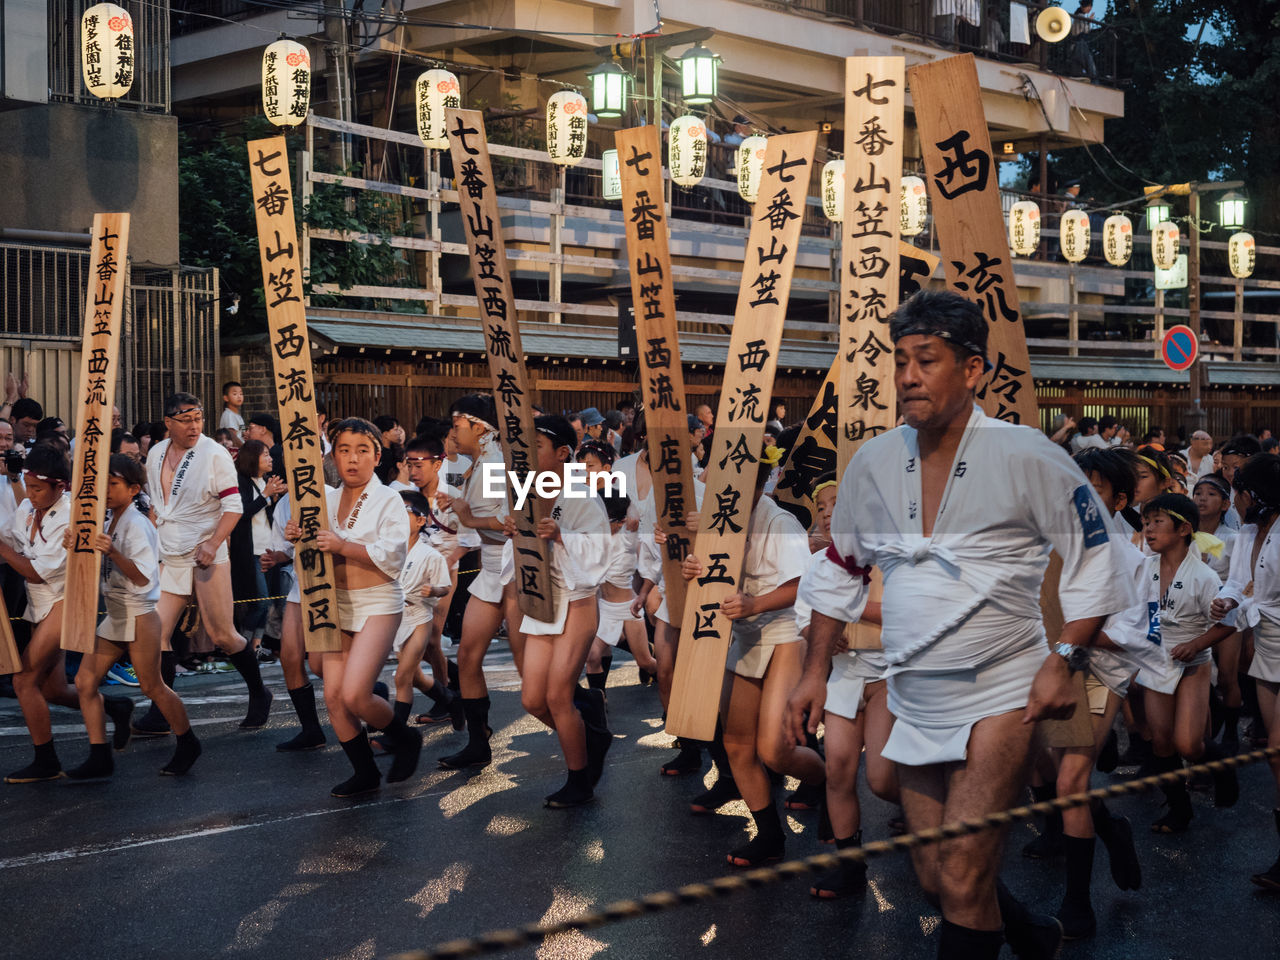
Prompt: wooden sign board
<box><xmin>247</xmin><ymin>137</ymin><xmax>342</xmax><ymax>653</ymax></box>
<box><xmin>910</xmin><ymin>55</ymin><xmax>1084</xmax><ymax>742</ymax></box>
<box><xmin>615</xmin><ymin>126</ymin><xmax>699</xmax><ymax>625</ymax></box>
<box><xmin>667</xmin><ymin>132</ymin><xmax>818</xmax><ymax>741</ymax></box>
<box><xmin>445</xmin><ymin>108</ymin><xmax>555</xmax><ymax>623</ymax></box>
<box><xmin>0</xmin><ymin>594</ymin><xmax>18</xmax><ymax>674</ymax></box>
<box><xmin>62</xmin><ymin>213</ymin><xmax>131</xmax><ymax>654</ymax></box>
<box><xmin>774</xmin><ymin>242</ymin><xmax>939</xmax><ymax>528</ymax></box>
<box><xmin>838</xmin><ymin>56</ymin><xmax>904</xmax><ymax>477</ymax></box>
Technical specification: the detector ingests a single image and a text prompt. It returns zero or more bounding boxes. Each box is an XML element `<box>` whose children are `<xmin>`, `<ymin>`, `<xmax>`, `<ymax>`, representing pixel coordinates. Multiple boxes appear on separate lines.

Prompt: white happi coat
<box><xmin>101</xmin><ymin>504</ymin><xmax>161</xmax><ymax>608</ymax></box>
<box><xmin>400</xmin><ymin>538</ymin><xmax>453</xmax><ymax>629</ymax></box>
<box><xmin>7</xmin><ymin>494</ymin><xmax>70</xmax><ymax>623</ymax></box>
<box><xmin>323</xmin><ymin>476</ymin><xmax>410</xmax><ymax>583</ymax></box>
<box><xmin>1219</xmin><ymin>518</ymin><xmax>1280</xmax><ymax>681</ymax></box>
<box><xmin>806</xmin><ymin>404</ymin><xmax>1136</xmax><ymax>765</ymax></box>
<box><xmin>516</xmin><ymin>487</ymin><xmax>612</xmax><ymax>634</ymax></box>
<box><xmin>1135</xmin><ymin>547</ymin><xmax>1223</xmax><ymax>693</ymax></box>
<box><xmin>147</xmin><ymin>435</ymin><xmax>242</xmax><ymax>564</ymax></box>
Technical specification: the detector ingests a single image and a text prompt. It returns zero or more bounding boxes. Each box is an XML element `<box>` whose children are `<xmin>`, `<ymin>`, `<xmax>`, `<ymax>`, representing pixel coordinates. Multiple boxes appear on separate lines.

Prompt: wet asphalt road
<box><xmin>1</xmin><ymin>644</ymin><xmax>1278</xmax><ymax>960</ymax></box>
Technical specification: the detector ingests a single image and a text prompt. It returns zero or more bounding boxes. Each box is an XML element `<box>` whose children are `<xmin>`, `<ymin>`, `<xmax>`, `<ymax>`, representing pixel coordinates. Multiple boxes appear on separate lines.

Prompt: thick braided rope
<box><xmin>392</xmin><ymin>745</ymin><xmax>1280</xmax><ymax>960</ymax></box>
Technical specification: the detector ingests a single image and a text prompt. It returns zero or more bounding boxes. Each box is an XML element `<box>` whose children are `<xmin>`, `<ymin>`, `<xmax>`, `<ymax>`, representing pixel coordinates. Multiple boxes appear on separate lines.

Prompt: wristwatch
<box><xmin>1055</xmin><ymin>643</ymin><xmax>1090</xmax><ymax>675</ymax></box>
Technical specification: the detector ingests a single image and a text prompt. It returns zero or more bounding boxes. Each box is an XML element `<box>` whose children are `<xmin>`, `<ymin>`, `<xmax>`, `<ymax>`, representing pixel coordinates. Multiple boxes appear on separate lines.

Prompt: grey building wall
<box><xmin>0</xmin><ymin>102</ymin><xmax>178</xmax><ymax>265</ymax></box>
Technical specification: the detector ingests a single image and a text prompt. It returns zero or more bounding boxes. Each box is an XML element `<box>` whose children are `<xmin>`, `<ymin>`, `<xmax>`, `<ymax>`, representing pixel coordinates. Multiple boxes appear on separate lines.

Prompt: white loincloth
<box><xmin>825</xmin><ymin>650</ymin><xmax>889</xmax><ymax>721</ymax></box>
<box><xmin>597</xmin><ymin>596</ymin><xmax>640</xmax><ymax>646</ymax></box>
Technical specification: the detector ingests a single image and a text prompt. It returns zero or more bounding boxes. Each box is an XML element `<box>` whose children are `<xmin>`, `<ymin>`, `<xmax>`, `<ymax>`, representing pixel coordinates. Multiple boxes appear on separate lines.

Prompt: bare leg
<box><xmin>862</xmin><ymin>681</ymin><xmax>898</xmax><ymax>802</ymax></box>
<box><xmin>279</xmin><ymin>601</ymin><xmax>307</xmax><ymax>690</ymax></box>
<box><xmin>822</xmin><ymin>711</ymin><xmax>865</xmax><ymax>839</ymax></box>
<box><xmin>621</xmin><ymin>618</ymin><xmax>658</xmax><ymax>672</ymax></box>
<box><xmin>13</xmin><ymin>606</ymin><xmax>68</xmax><ymax>745</ymax></box>
<box><xmin>755</xmin><ymin>643</ymin><xmax>824</xmax><ymax>784</ymax></box>
<box><xmin>457</xmin><ymin>597</ymin><xmax>501</xmax><ymax>699</ymax></box>
<box><xmin>131</xmin><ymin>611</ymin><xmax>191</xmax><ymax>734</ymax></box>
<box><xmin>75</xmin><ymin>643</ymin><xmax>122</xmax><ymax>746</ymax></box>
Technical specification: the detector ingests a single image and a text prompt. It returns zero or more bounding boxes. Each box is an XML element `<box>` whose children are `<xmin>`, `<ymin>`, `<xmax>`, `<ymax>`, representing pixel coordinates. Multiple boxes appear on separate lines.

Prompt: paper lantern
<box><xmin>900</xmin><ymin>175</ymin><xmax>928</xmax><ymax>237</ymax></box>
<box><xmin>1152</xmin><ymin>221</ymin><xmax>1180</xmax><ymax>270</ymax></box>
<box><xmin>820</xmin><ymin>160</ymin><xmax>845</xmax><ymax>222</ymax></box>
<box><xmin>1229</xmin><ymin>232</ymin><xmax>1256</xmax><ymax>279</ymax></box>
<box><xmin>415</xmin><ymin>69</ymin><xmax>460</xmax><ymax>149</ymax></box>
<box><xmin>81</xmin><ymin>4</ymin><xmax>134</xmax><ymax>100</ymax></box>
<box><xmin>262</xmin><ymin>39</ymin><xmax>310</xmax><ymax>126</ymax></box>
<box><xmin>546</xmin><ymin>91</ymin><xmax>589</xmax><ymax>166</ymax></box>
<box><xmin>1008</xmin><ymin>200</ymin><xmax>1041</xmax><ymax>256</ymax></box>
<box><xmin>669</xmin><ymin>115</ymin><xmax>708</xmax><ymax>187</ymax></box>
<box><xmin>1102</xmin><ymin>214</ymin><xmax>1133</xmax><ymax>266</ymax></box>
<box><xmin>1060</xmin><ymin>210</ymin><xmax>1090</xmax><ymax>263</ymax></box>
<box><xmin>736</xmin><ymin>135</ymin><xmax>767</xmax><ymax>203</ymax></box>
<box><xmin>601</xmin><ymin>149</ymin><xmax>622</xmax><ymax>201</ymax></box>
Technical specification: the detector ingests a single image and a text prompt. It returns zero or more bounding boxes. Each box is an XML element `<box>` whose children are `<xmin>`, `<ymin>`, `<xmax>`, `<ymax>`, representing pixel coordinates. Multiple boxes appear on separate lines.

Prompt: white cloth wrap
<box><xmin>336</xmin><ymin>581</ymin><xmax>404</xmax><ymax>634</ymax></box>
<box><xmin>1135</xmin><ymin>548</ymin><xmax>1225</xmax><ymax>694</ymax></box>
<box><xmin>9</xmin><ymin>495</ymin><xmax>70</xmax><ymax>622</ymax></box>
<box><xmin>518</xmin><ymin>488</ymin><xmax>611</xmax><ymax>634</ymax></box>
<box><xmin>825</xmin><ymin>650</ymin><xmax>889</xmax><ymax>721</ymax></box>
<box><xmin>148</xmin><ymin>435</ymin><xmax>242</xmax><ymax>559</ymax></box>
<box><xmin>597</xmin><ymin>596</ymin><xmax>640</xmax><ymax>646</ymax></box>
<box><xmin>97</xmin><ymin>596</ymin><xmax>155</xmax><ymax>645</ymax></box>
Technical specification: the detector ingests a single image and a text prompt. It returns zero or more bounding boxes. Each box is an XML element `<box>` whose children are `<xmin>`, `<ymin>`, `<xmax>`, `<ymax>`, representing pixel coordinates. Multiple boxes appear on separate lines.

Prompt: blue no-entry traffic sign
<box><xmin>1162</xmin><ymin>325</ymin><xmax>1198</xmax><ymax>372</ymax></box>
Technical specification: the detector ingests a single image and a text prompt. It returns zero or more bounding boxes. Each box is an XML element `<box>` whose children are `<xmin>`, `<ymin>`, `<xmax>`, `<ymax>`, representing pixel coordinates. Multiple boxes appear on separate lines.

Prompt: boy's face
<box><xmin>333</xmin><ymin>431</ymin><xmax>378</xmax><ymax>486</ymax></box>
<box><xmin>407</xmin><ymin>510</ymin><xmax>428</xmax><ymax>538</ymax></box>
<box><xmin>815</xmin><ymin>486</ymin><xmax>838</xmax><ymax>538</ymax></box>
<box><xmin>1087</xmin><ymin>470</ymin><xmax>1117</xmax><ymax>514</ymax></box>
<box><xmin>534</xmin><ymin>435</ymin><xmax>567</xmax><ymax>474</ymax></box>
<box><xmin>1142</xmin><ymin>511</ymin><xmax>1185</xmax><ymax>554</ymax></box>
<box><xmin>451</xmin><ymin>416</ymin><xmax>484</xmax><ymax>455</ymax></box>
<box><xmin>224</xmin><ymin>386</ymin><xmax>243</xmax><ymax>408</ymax></box>
<box><xmin>106</xmin><ymin>475</ymin><xmax>139</xmax><ymax>510</ymax></box>
<box><xmin>406</xmin><ymin>450</ymin><xmax>441</xmax><ymax>489</ymax></box>
<box><xmin>24</xmin><ymin>475</ymin><xmax>61</xmax><ymax>510</ymax></box>
<box><xmin>1193</xmin><ymin>484</ymin><xmax>1226</xmax><ymax>523</ymax></box>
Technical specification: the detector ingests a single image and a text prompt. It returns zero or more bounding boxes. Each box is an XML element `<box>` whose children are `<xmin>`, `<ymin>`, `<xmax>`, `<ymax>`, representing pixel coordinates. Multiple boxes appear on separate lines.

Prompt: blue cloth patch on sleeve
<box><xmin>1072</xmin><ymin>484</ymin><xmax>1109</xmax><ymax>549</ymax></box>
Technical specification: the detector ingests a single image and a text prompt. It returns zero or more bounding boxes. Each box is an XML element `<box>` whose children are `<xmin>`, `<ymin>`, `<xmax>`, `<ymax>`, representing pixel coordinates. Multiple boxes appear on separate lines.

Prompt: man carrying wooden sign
<box><xmin>788</xmin><ymin>54</ymin><xmax>1138</xmax><ymax>959</ymax></box>
<box><xmin>247</xmin><ymin>136</ymin><xmax>342</xmax><ymax>751</ymax></box>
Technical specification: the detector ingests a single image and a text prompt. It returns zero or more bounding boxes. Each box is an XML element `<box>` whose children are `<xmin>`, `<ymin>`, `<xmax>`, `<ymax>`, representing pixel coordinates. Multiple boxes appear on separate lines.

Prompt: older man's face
<box><xmin>0</xmin><ymin>421</ymin><xmax>12</xmax><ymax>453</ymax></box>
<box><xmin>1191</xmin><ymin>431</ymin><xmax>1212</xmax><ymax>455</ymax></box>
<box><xmin>246</xmin><ymin>423</ymin><xmax>272</xmax><ymax>444</ymax></box>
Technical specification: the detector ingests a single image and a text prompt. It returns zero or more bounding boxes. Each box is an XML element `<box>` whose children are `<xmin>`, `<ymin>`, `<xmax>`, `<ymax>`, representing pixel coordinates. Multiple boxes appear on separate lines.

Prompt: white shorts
<box><xmin>1136</xmin><ymin>653</ymin><xmax>1210</xmax><ymax>696</ymax></box>
<box><xmin>392</xmin><ymin>609</ymin><xmax>431</xmax><ymax>654</ymax></box>
<box><xmin>23</xmin><ymin>583</ymin><xmax>60</xmax><ymax>624</ymax></box>
<box><xmin>96</xmin><ymin>596</ymin><xmax>156</xmax><ymax>645</ymax></box>
<box><xmin>336</xmin><ymin>581</ymin><xmax>404</xmax><ymax>634</ymax></box>
<box><xmin>597</xmin><ymin>596</ymin><xmax>640</xmax><ymax>646</ymax></box>
<box><xmin>1250</xmin><ymin>618</ymin><xmax>1280</xmax><ymax>684</ymax></box>
<box><xmin>469</xmin><ymin>542</ymin><xmax>511</xmax><ymax>605</ymax></box>
<box><xmin>825</xmin><ymin>651</ymin><xmax>889</xmax><ymax>721</ymax></box>
<box><xmin>883</xmin><ymin>640</ymin><xmax>1047</xmax><ymax>766</ymax></box>
<box><xmin>159</xmin><ymin>545</ymin><xmax>230</xmax><ymax>597</ymax></box>
<box><xmin>725</xmin><ymin>614</ymin><xmax>799</xmax><ymax>680</ymax></box>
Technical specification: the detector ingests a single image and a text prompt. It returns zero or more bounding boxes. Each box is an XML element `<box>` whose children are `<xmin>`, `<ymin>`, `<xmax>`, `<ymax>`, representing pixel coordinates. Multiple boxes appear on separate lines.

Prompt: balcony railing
<box><xmin>780</xmin><ymin>1</ymin><xmax>1118</xmax><ymax>86</ymax></box>
<box><xmin>49</xmin><ymin>0</ymin><xmax>170</xmax><ymax>113</ymax></box>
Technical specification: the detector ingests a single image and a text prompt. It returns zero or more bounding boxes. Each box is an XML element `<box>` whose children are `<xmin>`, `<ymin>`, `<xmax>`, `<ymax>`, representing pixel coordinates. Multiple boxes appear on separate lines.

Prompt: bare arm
<box><xmin>0</xmin><ymin>540</ymin><xmax>41</xmax><ymax>583</ymax></box>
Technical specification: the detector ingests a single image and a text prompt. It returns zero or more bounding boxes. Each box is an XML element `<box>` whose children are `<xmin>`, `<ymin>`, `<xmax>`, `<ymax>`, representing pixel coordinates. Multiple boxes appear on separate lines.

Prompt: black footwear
<box><xmin>728</xmin><ymin>803</ymin><xmax>785</xmax><ymax>867</ymax></box>
<box><xmin>239</xmin><ymin>688</ymin><xmax>274</xmax><ymax>730</ymax></box>
<box><xmin>817</xmin><ymin>797</ymin><xmax>834</xmax><ymax>844</ymax></box>
<box><xmin>415</xmin><ymin>701</ymin><xmax>454</xmax><ymax>725</ymax></box>
<box><xmin>277</xmin><ymin>728</ymin><xmax>327</xmax><ymax>751</ymax></box>
<box><xmin>690</xmin><ymin>775</ymin><xmax>741</xmax><ymax>814</ymax></box>
<box><xmin>1023</xmin><ymin>784</ymin><xmax>1063</xmax><ymax>859</ymax></box>
<box><xmin>585</xmin><ymin>722</ymin><xmax>613</xmax><ymax>788</ymax></box>
<box><xmin>998</xmin><ymin>880</ymin><xmax>1063</xmax><ymax>960</ymax></box>
<box><xmin>380</xmin><ymin>718</ymin><xmax>423</xmax><ymax>783</ymax></box>
<box><xmin>576</xmin><ymin>687</ymin><xmax>614</xmax><ymax>787</ymax></box>
<box><xmin>661</xmin><ymin>742</ymin><xmax>702</xmax><ymax>777</ymax></box>
<box><xmin>1117</xmin><ymin>735</ymin><xmax>1152</xmax><ymax>767</ymax></box>
<box><xmin>5</xmin><ymin>742</ymin><xmax>63</xmax><ymax>783</ymax></box>
<box><xmin>104</xmin><ymin>696</ymin><xmax>135</xmax><ymax>751</ymax></box>
<box><xmin>1096</xmin><ymin>728</ymin><xmax>1119</xmax><ymax>773</ymax></box>
<box><xmin>1202</xmin><ymin>741</ymin><xmax>1240</xmax><ymax>808</ymax></box>
<box><xmin>332</xmin><ymin>732</ymin><xmax>381</xmax><ymax>798</ymax></box>
<box><xmin>545</xmin><ymin>768</ymin><xmax>594</xmax><ymax>808</ymax></box>
<box><xmin>1056</xmin><ymin>836</ymin><xmax>1097</xmax><ymax>940</ymax></box>
<box><xmin>161</xmin><ymin>730</ymin><xmax>202</xmax><ymax>776</ymax></box>
<box><xmin>279</xmin><ymin>684</ymin><xmax>326</xmax><ymax>751</ymax></box>
<box><xmin>1152</xmin><ymin>784</ymin><xmax>1194</xmax><ymax>834</ymax></box>
<box><xmin>810</xmin><ymin>833</ymin><xmax>865</xmax><ymax>898</ymax></box>
<box><xmin>131</xmin><ymin>709</ymin><xmax>172</xmax><ymax>738</ymax></box>
<box><xmin>785</xmin><ymin>779</ymin><xmax>824</xmax><ymax>811</ymax></box>
<box><xmin>1250</xmin><ymin>810</ymin><xmax>1280</xmax><ymax>891</ymax></box>
<box><xmin>67</xmin><ymin>743</ymin><xmax>114</xmax><ymax>781</ymax></box>
<box><xmin>1093</xmin><ymin>801</ymin><xmax>1141</xmax><ymax>891</ymax></box>
<box><xmin>438</xmin><ymin>697</ymin><xmax>492</xmax><ymax>769</ymax></box>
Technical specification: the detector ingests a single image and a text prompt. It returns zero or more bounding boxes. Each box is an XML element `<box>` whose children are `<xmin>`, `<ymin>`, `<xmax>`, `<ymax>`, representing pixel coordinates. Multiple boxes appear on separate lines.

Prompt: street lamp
<box><xmin>680</xmin><ymin>43</ymin><xmax>720</xmax><ymax>105</ymax></box>
<box><xmin>1218</xmin><ymin>190</ymin><xmax>1247</xmax><ymax>229</ymax></box>
<box><xmin>1144</xmin><ymin>195</ymin><xmax>1172</xmax><ymax>231</ymax></box>
<box><xmin>588</xmin><ymin>60</ymin><xmax>630</xmax><ymax>119</ymax></box>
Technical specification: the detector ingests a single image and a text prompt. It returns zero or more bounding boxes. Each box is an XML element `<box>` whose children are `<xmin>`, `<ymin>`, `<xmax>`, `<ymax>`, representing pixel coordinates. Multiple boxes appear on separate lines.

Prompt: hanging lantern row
<box><xmin>736</xmin><ymin>135</ymin><xmax>768</xmax><ymax>202</ymax></box>
<box><xmin>1008</xmin><ymin>200</ymin><xmax>1041</xmax><ymax>257</ymax></box>
<box><xmin>262</xmin><ymin>38</ymin><xmax>311</xmax><ymax>126</ymax></box>
<box><xmin>1060</xmin><ymin>210</ymin><xmax>1090</xmax><ymax>263</ymax></box>
<box><xmin>821</xmin><ymin>159</ymin><xmax>845</xmax><ymax>222</ymax></box>
<box><xmin>900</xmin><ymin>176</ymin><xmax>928</xmax><ymax>237</ymax></box>
<box><xmin>415</xmin><ymin>68</ymin><xmax>460</xmax><ymax>149</ymax></box>
<box><xmin>601</xmin><ymin>149</ymin><xmax>622</xmax><ymax>201</ymax></box>
<box><xmin>81</xmin><ymin>3</ymin><xmax>134</xmax><ymax>100</ymax></box>
<box><xmin>546</xmin><ymin>90</ymin><xmax>589</xmax><ymax>166</ymax></box>
<box><xmin>669</xmin><ymin>115</ymin><xmax>708</xmax><ymax>187</ymax></box>
<box><xmin>1102</xmin><ymin>214</ymin><xmax>1133</xmax><ymax>266</ymax></box>
<box><xmin>1153</xmin><ymin>221</ymin><xmax>1180</xmax><ymax>270</ymax></box>
<box><xmin>1229</xmin><ymin>231</ymin><xmax>1256</xmax><ymax>279</ymax></box>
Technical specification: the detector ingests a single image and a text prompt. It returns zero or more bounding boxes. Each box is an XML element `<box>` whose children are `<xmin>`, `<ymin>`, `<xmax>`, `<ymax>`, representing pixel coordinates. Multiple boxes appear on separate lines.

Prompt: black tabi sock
<box><xmin>464</xmin><ymin>697</ymin><xmax>491</xmax><ymax>748</ymax></box>
<box><xmin>33</xmin><ymin>740</ymin><xmax>58</xmax><ymax>766</ymax></box>
<box><xmin>834</xmin><ymin>831</ymin><xmax>863</xmax><ymax>850</ymax></box>
<box><xmin>599</xmin><ymin>654</ymin><xmax>612</xmax><ymax>685</ymax></box>
<box><xmin>937</xmin><ymin>920</ymin><xmax>1003</xmax><ymax>960</ymax></box>
<box><xmin>1031</xmin><ymin>783</ymin><xmax>1063</xmax><ymax>838</ymax></box>
<box><xmin>339</xmin><ymin>731</ymin><xmax>379</xmax><ymax>778</ymax></box>
<box><xmin>393</xmin><ymin>700</ymin><xmax>412</xmax><ymax>725</ymax></box>
<box><xmin>424</xmin><ymin>683</ymin><xmax>452</xmax><ymax>705</ymax></box>
<box><xmin>586</xmin><ymin>671</ymin><xmax>606</xmax><ymax>691</ymax></box>
<box><xmin>287</xmin><ymin>683</ymin><xmax>322</xmax><ymax>732</ymax></box>
<box><xmin>750</xmin><ymin>802</ymin><xmax>783</xmax><ymax>845</ymax></box>
<box><xmin>1062</xmin><ymin>835</ymin><xmax>1096</xmax><ymax>906</ymax></box>
<box><xmin>567</xmin><ymin>766</ymin><xmax>592</xmax><ymax>790</ymax></box>
<box><xmin>995</xmin><ymin>878</ymin><xmax>1031</xmax><ymax>928</ymax></box>
<box><xmin>227</xmin><ymin>646</ymin><xmax>266</xmax><ymax>696</ymax></box>
<box><xmin>1223</xmin><ymin>705</ymin><xmax>1241</xmax><ymax>742</ymax></box>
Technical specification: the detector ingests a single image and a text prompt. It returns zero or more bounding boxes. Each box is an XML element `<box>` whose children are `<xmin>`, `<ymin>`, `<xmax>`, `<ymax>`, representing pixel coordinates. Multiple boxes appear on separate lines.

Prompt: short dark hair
<box><xmin>235</xmin><ymin>439</ymin><xmax>268</xmax><ymax>476</ymax></box>
<box><xmin>23</xmin><ymin>441</ymin><xmax>70</xmax><ymax>484</ymax></box>
<box><xmin>222</xmin><ymin>380</ymin><xmax>242</xmax><ymax>395</ymax></box>
<box><xmin>535</xmin><ymin>414</ymin><xmax>578</xmax><ymax>455</ymax></box>
<box><xmin>887</xmin><ymin>289</ymin><xmax>989</xmax><ymax>366</ymax></box>
<box><xmin>399</xmin><ymin>490</ymin><xmax>432</xmax><ymax>521</ymax></box>
<box><xmin>1222</xmin><ymin>435</ymin><xmax>1263</xmax><ymax>460</ymax></box>
<box><xmin>164</xmin><ymin>392</ymin><xmax>202</xmax><ymax>418</ymax></box>
<box><xmin>1074</xmin><ymin>447</ymin><xmax>1138</xmax><ymax>505</ymax></box>
<box><xmin>1143</xmin><ymin>492</ymin><xmax>1200</xmax><ymax>542</ymax></box>
<box><xmin>11</xmin><ymin>398</ymin><xmax>43</xmax><ymax>422</ymax></box>
<box><xmin>110</xmin><ymin>430</ymin><xmax>138</xmax><ymax>453</ymax></box>
<box><xmin>1099</xmin><ymin>415</ymin><xmax>1118</xmax><ymax>431</ymax></box>
<box><xmin>405</xmin><ymin>434</ymin><xmax>444</xmax><ymax>458</ymax></box>
<box><xmin>108</xmin><ymin>453</ymin><xmax>146</xmax><ymax>488</ymax></box>
<box><xmin>249</xmin><ymin>413</ymin><xmax>281</xmax><ymax>443</ymax></box>
<box><xmin>329</xmin><ymin>417</ymin><xmax>383</xmax><ymax>449</ymax></box>
<box><xmin>1077</xmin><ymin>416</ymin><xmax>1099</xmax><ymax>434</ymax></box>
<box><xmin>375</xmin><ymin>442</ymin><xmax>405</xmax><ymax>484</ymax></box>
<box><xmin>373</xmin><ymin>415</ymin><xmax>399</xmax><ymax>434</ymax></box>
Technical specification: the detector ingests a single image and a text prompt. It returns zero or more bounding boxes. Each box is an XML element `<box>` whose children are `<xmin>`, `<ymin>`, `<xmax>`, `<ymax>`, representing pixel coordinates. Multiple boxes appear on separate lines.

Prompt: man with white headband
<box><xmin>786</xmin><ymin>290</ymin><xmax>1137</xmax><ymax>960</ymax></box>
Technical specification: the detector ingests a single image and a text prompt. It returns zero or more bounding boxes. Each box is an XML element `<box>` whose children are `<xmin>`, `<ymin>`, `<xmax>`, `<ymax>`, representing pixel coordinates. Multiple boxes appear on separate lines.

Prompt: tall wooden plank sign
<box><xmin>910</xmin><ymin>55</ymin><xmax>1085</xmax><ymax>742</ymax></box>
<box><xmin>445</xmin><ymin>108</ymin><xmax>555</xmax><ymax>623</ymax></box>
<box><xmin>61</xmin><ymin>213</ymin><xmax>131</xmax><ymax>655</ymax></box>
<box><xmin>247</xmin><ymin>137</ymin><xmax>342</xmax><ymax>653</ymax></box>
<box><xmin>615</xmin><ymin>126</ymin><xmax>698</xmax><ymax>625</ymax></box>
<box><xmin>667</xmin><ymin>132</ymin><xmax>818</xmax><ymax>741</ymax></box>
